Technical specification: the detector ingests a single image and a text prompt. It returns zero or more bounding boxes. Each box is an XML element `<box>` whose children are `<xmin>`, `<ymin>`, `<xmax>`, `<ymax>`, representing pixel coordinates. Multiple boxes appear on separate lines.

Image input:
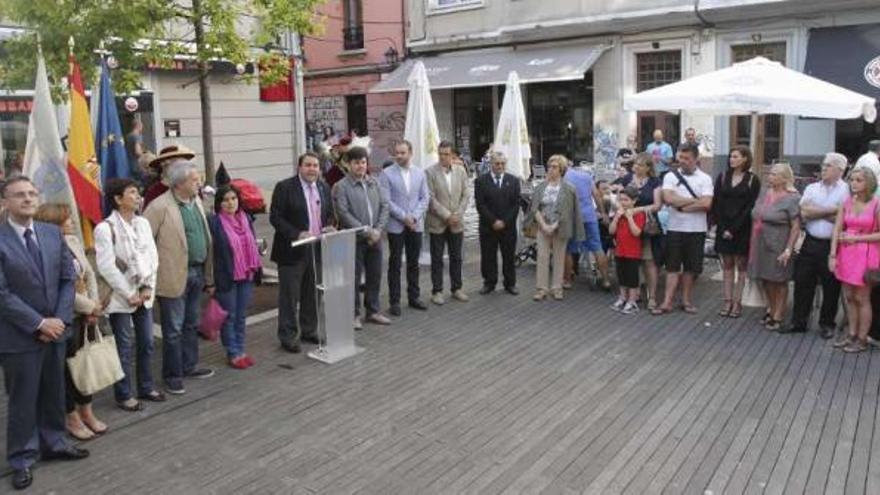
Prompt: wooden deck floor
<box><xmin>1</xmin><ymin>257</ymin><xmax>878</xmax><ymax>494</ymax></box>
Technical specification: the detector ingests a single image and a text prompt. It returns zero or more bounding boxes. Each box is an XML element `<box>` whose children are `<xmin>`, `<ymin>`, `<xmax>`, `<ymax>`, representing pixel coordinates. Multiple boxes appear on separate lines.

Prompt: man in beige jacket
<box><xmin>143</xmin><ymin>159</ymin><xmax>214</xmax><ymax>395</ymax></box>
<box><xmin>425</xmin><ymin>141</ymin><xmax>471</xmax><ymax>305</ymax></box>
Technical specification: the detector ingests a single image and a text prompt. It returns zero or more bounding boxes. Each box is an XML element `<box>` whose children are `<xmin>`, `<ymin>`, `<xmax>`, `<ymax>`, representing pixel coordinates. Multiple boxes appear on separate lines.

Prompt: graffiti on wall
<box><xmin>368</xmin><ymin>111</ymin><xmax>406</xmax><ymax>132</ymax></box>
<box><xmin>367</xmin><ymin>107</ymin><xmax>406</xmax><ymax>164</ymax></box>
<box><xmin>593</xmin><ymin>125</ymin><xmax>619</xmax><ymax>169</ymax></box>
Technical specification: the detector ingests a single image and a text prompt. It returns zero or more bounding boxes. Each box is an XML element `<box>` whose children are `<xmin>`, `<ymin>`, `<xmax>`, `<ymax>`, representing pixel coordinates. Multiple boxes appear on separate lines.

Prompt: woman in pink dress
<box><xmin>830</xmin><ymin>168</ymin><xmax>880</xmax><ymax>353</ymax></box>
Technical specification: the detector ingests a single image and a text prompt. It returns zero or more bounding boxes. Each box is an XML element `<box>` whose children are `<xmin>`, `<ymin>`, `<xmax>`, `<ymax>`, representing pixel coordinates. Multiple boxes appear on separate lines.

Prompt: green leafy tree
<box><xmin>0</xmin><ymin>0</ymin><xmax>324</xmax><ymax>184</ymax></box>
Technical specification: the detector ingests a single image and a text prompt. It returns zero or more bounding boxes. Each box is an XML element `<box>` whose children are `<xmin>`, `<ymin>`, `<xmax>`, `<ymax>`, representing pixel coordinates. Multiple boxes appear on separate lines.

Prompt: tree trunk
<box><xmin>192</xmin><ymin>0</ymin><xmax>215</xmax><ymax>185</ymax></box>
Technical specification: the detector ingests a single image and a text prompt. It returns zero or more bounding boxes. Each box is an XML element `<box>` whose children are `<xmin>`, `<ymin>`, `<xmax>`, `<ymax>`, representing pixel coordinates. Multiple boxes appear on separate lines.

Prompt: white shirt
<box><xmin>7</xmin><ymin>218</ymin><xmax>37</xmax><ymax>249</ymax></box>
<box><xmin>442</xmin><ymin>167</ymin><xmax>453</xmax><ymax>191</ymax></box>
<box><xmin>800</xmin><ymin>179</ymin><xmax>849</xmax><ymax>239</ymax></box>
<box><xmin>400</xmin><ymin>165</ymin><xmax>412</xmax><ymax>195</ymax></box>
<box><xmin>855</xmin><ymin>151</ymin><xmax>880</xmax><ymax>179</ymax></box>
<box><xmin>662</xmin><ymin>168</ymin><xmax>714</xmax><ymax>233</ymax></box>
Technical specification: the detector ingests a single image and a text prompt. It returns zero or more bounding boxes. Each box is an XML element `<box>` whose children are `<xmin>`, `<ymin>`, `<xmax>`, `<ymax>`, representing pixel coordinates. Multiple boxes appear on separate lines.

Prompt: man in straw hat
<box><xmin>143</xmin><ymin>144</ymin><xmax>196</xmax><ymax>209</ymax></box>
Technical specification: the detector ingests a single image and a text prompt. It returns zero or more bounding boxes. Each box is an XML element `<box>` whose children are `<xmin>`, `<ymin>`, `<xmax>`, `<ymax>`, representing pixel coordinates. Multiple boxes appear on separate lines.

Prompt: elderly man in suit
<box><xmin>143</xmin><ymin>159</ymin><xmax>214</xmax><ymax>396</ymax></box>
<box><xmin>0</xmin><ymin>177</ymin><xmax>88</xmax><ymax>490</ymax></box>
<box><xmin>380</xmin><ymin>140</ymin><xmax>431</xmax><ymax>315</ymax></box>
<box><xmin>333</xmin><ymin>146</ymin><xmax>391</xmax><ymax>329</ymax></box>
<box><xmin>474</xmin><ymin>151</ymin><xmax>521</xmax><ymax>295</ymax></box>
<box><xmin>426</xmin><ymin>141</ymin><xmax>471</xmax><ymax>305</ymax></box>
<box><xmin>270</xmin><ymin>152</ymin><xmax>335</xmax><ymax>353</ymax></box>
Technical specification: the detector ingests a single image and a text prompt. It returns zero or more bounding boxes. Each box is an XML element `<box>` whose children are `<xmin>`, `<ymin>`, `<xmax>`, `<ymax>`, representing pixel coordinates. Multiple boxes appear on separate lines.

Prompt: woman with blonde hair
<box><xmin>524</xmin><ymin>154</ymin><xmax>584</xmax><ymax>301</ymax></box>
<box><xmin>748</xmin><ymin>162</ymin><xmax>801</xmax><ymax>330</ymax></box>
<box><xmin>34</xmin><ymin>203</ymin><xmax>108</xmax><ymax>440</ymax></box>
<box><xmin>830</xmin><ymin>167</ymin><xmax>880</xmax><ymax>353</ymax></box>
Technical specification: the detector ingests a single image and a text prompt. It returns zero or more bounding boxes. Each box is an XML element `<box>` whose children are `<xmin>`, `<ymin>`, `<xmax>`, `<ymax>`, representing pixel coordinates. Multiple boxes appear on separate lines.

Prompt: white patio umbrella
<box><xmin>494</xmin><ymin>71</ymin><xmax>531</xmax><ymax>179</ymax></box>
<box><xmin>403</xmin><ymin>61</ymin><xmax>441</xmax><ymax>265</ymax></box>
<box><xmin>625</xmin><ymin>56</ymin><xmax>877</xmax><ymax>149</ymax></box>
<box><xmin>404</xmin><ymin>60</ymin><xmax>440</xmax><ymax>169</ymax></box>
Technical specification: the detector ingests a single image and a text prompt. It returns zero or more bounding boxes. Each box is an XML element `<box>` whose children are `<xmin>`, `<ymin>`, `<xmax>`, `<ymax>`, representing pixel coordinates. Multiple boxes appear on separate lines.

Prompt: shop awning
<box><xmin>804</xmin><ymin>23</ymin><xmax>880</xmax><ymax>99</ymax></box>
<box><xmin>370</xmin><ymin>44</ymin><xmax>606</xmax><ymax>93</ymax></box>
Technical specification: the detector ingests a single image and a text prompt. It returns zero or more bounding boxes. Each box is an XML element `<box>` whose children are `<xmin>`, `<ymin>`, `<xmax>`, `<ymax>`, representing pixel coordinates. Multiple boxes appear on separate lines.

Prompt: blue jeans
<box><xmin>109</xmin><ymin>306</ymin><xmax>155</xmax><ymax>402</ymax></box>
<box><xmin>158</xmin><ymin>265</ymin><xmax>204</xmax><ymax>389</ymax></box>
<box><xmin>215</xmin><ymin>280</ymin><xmax>253</xmax><ymax>359</ymax></box>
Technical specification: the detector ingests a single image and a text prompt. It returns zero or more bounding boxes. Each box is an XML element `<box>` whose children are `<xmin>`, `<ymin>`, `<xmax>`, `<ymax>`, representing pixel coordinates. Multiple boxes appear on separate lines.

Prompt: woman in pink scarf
<box><xmin>208</xmin><ymin>185</ymin><xmax>263</xmax><ymax>369</ymax></box>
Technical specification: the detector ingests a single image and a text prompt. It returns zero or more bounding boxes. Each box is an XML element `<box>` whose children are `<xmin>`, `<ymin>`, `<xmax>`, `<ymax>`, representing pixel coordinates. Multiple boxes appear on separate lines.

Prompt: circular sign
<box><xmin>124</xmin><ymin>96</ymin><xmax>139</xmax><ymax>112</ymax></box>
<box><xmin>865</xmin><ymin>56</ymin><xmax>880</xmax><ymax>90</ymax></box>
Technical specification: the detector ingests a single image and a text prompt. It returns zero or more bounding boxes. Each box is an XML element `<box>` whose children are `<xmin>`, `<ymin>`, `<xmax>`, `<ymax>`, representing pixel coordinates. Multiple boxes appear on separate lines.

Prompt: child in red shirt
<box><xmin>609</xmin><ymin>187</ymin><xmax>645</xmax><ymax>314</ymax></box>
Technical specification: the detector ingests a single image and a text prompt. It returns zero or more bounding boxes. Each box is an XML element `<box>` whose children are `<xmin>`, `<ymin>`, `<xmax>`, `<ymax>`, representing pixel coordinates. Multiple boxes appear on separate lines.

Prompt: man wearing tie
<box><xmin>0</xmin><ymin>177</ymin><xmax>87</xmax><ymax>490</ymax></box>
<box><xmin>474</xmin><ymin>152</ymin><xmax>521</xmax><ymax>295</ymax></box>
<box><xmin>380</xmin><ymin>140</ymin><xmax>430</xmax><ymax>315</ymax></box>
<box><xmin>270</xmin><ymin>152</ymin><xmax>335</xmax><ymax>353</ymax></box>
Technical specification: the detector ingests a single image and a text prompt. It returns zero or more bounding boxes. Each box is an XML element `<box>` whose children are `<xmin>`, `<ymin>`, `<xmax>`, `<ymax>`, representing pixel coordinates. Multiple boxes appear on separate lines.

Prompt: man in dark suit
<box><xmin>271</xmin><ymin>152</ymin><xmax>335</xmax><ymax>353</ymax></box>
<box><xmin>0</xmin><ymin>176</ymin><xmax>88</xmax><ymax>490</ymax></box>
<box><xmin>474</xmin><ymin>152</ymin><xmax>521</xmax><ymax>295</ymax></box>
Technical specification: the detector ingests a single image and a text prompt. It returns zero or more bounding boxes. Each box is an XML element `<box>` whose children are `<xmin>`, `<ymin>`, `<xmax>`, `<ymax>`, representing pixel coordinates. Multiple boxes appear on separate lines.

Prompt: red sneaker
<box><xmin>229</xmin><ymin>356</ymin><xmax>249</xmax><ymax>370</ymax></box>
<box><xmin>242</xmin><ymin>354</ymin><xmax>255</xmax><ymax>368</ymax></box>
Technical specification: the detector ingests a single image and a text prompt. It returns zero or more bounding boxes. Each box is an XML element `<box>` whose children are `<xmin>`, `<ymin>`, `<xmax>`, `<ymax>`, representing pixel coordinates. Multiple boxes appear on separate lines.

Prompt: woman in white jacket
<box><xmin>95</xmin><ymin>178</ymin><xmax>163</xmax><ymax>411</ymax></box>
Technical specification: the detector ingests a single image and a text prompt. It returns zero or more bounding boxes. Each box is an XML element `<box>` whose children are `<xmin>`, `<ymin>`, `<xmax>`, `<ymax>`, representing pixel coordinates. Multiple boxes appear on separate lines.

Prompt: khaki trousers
<box><xmin>536</xmin><ymin>231</ymin><xmax>567</xmax><ymax>291</ymax></box>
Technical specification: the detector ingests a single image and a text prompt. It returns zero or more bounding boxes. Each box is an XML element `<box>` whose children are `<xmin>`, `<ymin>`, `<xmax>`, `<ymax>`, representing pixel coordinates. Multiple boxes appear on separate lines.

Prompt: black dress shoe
<box><xmin>281</xmin><ymin>342</ymin><xmax>301</xmax><ymax>354</ymax></box>
<box><xmin>409</xmin><ymin>299</ymin><xmax>428</xmax><ymax>310</ymax></box>
<box><xmin>301</xmin><ymin>335</ymin><xmax>320</xmax><ymax>345</ymax></box>
<box><xmin>479</xmin><ymin>286</ymin><xmax>495</xmax><ymax>295</ymax></box>
<box><xmin>389</xmin><ymin>305</ymin><xmax>401</xmax><ymax>316</ymax></box>
<box><xmin>12</xmin><ymin>468</ymin><xmax>32</xmax><ymax>490</ymax></box>
<box><xmin>819</xmin><ymin>325</ymin><xmax>835</xmax><ymax>340</ymax></box>
<box><xmin>43</xmin><ymin>446</ymin><xmax>90</xmax><ymax>461</ymax></box>
<box><xmin>777</xmin><ymin>325</ymin><xmax>806</xmax><ymax>335</ymax></box>
<box><xmin>504</xmin><ymin>286</ymin><xmax>520</xmax><ymax>296</ymax></box>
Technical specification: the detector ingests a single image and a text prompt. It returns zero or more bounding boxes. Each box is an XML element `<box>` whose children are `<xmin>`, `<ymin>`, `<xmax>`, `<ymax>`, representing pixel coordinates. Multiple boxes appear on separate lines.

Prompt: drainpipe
<box><xmin>694</xmin><ymin>0</ymin><xmax>715</xmax><ymax>28</ymax></box>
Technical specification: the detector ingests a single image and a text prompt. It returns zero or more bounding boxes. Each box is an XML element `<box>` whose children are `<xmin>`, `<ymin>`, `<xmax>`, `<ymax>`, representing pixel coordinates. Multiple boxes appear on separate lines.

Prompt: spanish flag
<box><xmin>67</xmin><ymin>51</ymin><xmax>102</xmax><ymax>246</ymax></box>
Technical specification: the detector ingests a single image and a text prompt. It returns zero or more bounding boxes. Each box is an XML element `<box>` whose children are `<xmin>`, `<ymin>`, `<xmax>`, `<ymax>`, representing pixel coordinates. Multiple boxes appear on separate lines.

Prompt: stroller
<box><xmin>515</xmin><ymin>193</ymin><xmax>537</xmax><ymax>267</ymax></box>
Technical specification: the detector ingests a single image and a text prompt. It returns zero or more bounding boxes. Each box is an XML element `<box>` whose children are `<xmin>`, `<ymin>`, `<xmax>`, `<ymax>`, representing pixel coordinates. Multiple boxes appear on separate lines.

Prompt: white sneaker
<box><xmin>431</xmin><ymin>293</ymin><xmax>445</xmax><ymax>305</ymax></box>
<box><xmin>610</xmin><ymin>299</ymin><xmax>626</xmax><ymax>312</ymax></box>
<box><xmin>621</xmin><ymin>302</ymin><xmax>640</xmax><ymax>315</ymax></box>
<box><xmin>353</xmin><ymin>317</ymin><xmax>363</xmax><ymax>330</ymax></box>
<box><xmin>452</xmin><ymin>290</ymin><xmax>469</xmax><ymax>302</ymax></box>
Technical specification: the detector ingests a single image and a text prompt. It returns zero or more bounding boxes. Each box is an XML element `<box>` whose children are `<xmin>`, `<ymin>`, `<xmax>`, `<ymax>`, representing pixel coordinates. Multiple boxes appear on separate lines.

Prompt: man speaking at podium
<box><xmin>271</xmin><ymin>152</ymin><xmax>335</xmax><ymax>353</ymax></box>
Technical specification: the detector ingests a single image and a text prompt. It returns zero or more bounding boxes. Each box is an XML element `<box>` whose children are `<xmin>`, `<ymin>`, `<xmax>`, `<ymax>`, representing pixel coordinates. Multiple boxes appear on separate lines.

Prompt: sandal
<box><xmin>651</xmin><ymin>306</ymin><xmax>673</xmax><ymax>316</ymax></box>
<box><xmin>718</xmin><ymin>301</ymin><xmax>732</xmax><ymax>317</ymax></box>
<box><xmin>843</xmin><ymin>340</ymin><xmax>868</xmax><ymax>353</ymax></box>
<box><xmin>729</xmin><ymin>302</ymin><xmax>742</xmax><ymax>319</ymax></box>
<box><xmin>80</xmin><ymin>416</ymin><xmax>108</xmax><ymax>435</ymax></box>
<box><xmin>833</xmin><ymin>334</ymin><xmax>855</xmax><ymax>349</ymax></box>
<box><xmin>760</xmin><ymin>312</ymin><xmax>772</xmax><ymax>325</ymax></box>
<box><xmin>67</xmin><ymin>423</ymin><xmax>95</xmax><ymax>441</ymax></box>
<box><xmin>765</xmin><ymin>319</ymin><xmax>781</xmax><ymax>331</ymax></box>
<box><xmin>647</xmin><ymin>299</ymin><xmax>657</xmax><ymax>311</ymax></box>
<box><xmin>682</xmin><ymin>304</ymin><xmax>698</xmax><ymax>314</ymax></box>
<box><xmin>117</xmin><ymin>399</ymin><xmax>143</xmax><ymax>412</ymax></box>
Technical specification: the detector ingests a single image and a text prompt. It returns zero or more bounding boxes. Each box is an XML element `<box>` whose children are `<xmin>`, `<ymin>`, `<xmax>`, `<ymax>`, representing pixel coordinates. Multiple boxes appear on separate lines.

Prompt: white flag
<box><xmin>23</xmin><ymin>52</ymin><xmax>82</xmax><ymax>239</ymax></box>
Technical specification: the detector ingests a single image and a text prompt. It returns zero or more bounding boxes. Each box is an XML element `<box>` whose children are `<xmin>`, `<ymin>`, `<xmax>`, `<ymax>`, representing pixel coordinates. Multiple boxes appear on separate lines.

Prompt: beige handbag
<box><xmin>66</xmin><ymin>324</ymin><xmax>125</xmax><ymax>395</ymax></box>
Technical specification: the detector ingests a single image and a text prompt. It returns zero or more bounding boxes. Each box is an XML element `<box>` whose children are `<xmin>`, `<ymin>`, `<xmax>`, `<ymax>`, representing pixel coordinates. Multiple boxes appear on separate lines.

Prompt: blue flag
<box><xmin>95</xmin><ymin>60</ymin><xmax>130</xmax><ymax>213</ymax></box>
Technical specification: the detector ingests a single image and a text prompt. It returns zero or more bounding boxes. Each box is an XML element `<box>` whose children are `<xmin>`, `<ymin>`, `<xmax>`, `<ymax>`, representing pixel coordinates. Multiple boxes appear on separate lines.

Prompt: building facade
<box><xmin>0</xmin><ymin>26</ymin><xmax>300</xmax><ymax>189</ymax></box>
<box><xmin>302</xmin><ymin>0</ymin><xmax>407</xmax><ymax>165</ymax></box>
<box><xmin>383</xmin><ymin>0</ymin><xmax>880</xmax><ymax>175</ymax></box>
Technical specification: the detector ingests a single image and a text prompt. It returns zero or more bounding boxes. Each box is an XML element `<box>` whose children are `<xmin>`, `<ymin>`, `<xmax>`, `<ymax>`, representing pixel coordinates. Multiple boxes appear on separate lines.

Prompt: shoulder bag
<box><xmin>67</xmin><ymin>323</ymin><xmax>125</xmax><ymax>395</ymax></box>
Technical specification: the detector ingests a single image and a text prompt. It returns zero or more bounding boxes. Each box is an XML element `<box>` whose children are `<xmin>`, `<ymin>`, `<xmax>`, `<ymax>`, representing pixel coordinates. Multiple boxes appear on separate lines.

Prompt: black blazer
<box><xmin>474</xmin><ymin>172</ymin><xmax>521</xmax><ymax>231</ymax></box>
<box><xmin>270</xmin><ymin>176</ymin><xmax>334</xmax><ymax>265</ymax></box>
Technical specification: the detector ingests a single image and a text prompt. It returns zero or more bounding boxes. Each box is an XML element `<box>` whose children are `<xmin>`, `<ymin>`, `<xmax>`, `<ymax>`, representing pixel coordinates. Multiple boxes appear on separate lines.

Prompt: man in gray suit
<box><xmin>0</xmin><ymin>177</ymin><xmax>87</xmax><ymax>490</ymax></box>
<box><xmin>426</xmin><ymin>141</ymin><xmax>471</xmax><ymax>305</ymax></box>
<box><xmin>333</xmin><ymin>146</ymin><xmax>391</xmax><ymax>329</ymax></box>
<box><xmin>380</xmin><ymin>140</ymin><xmax>430</xmax><ymax>315</ymax></box>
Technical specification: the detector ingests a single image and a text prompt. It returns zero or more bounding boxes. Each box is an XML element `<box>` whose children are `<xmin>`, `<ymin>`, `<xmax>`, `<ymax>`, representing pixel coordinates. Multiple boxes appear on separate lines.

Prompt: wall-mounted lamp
<box><xmin>751</xmin><ymin>33</ymin><xmax>762</xmax><ymax>43</ymax></box>
<box><xmin>384</xmin><ymin>47</ymin><xmax>399</xmax><ymax>66</ymax></box>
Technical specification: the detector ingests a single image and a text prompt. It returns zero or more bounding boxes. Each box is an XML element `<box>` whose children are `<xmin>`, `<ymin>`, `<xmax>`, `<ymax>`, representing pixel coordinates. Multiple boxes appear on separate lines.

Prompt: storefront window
<box><xmin>0</xmin><ymin>98</ymin><xmax>32</xmax><ymax>176</ymax></box>
<box><xmin>454</xmin><ymin>87</ymin><xmax>493</xmax><ymax>164</ymax></box>
<box><xmin>731</xmin><ymin>43</ymin><xmax>786</xmax><ymax>166</ymax></box>
<box><xmin>527</xmin><ymin>78</ymin><xmax>593</xmax><ymax>166</ymax></box>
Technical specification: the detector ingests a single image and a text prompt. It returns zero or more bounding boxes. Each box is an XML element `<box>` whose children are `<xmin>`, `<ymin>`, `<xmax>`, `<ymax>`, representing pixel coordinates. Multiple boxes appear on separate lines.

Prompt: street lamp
<box><xmin>384</xmin><ymin>46</ymin><xmax>399</xmax><ymax>66</ymax></box>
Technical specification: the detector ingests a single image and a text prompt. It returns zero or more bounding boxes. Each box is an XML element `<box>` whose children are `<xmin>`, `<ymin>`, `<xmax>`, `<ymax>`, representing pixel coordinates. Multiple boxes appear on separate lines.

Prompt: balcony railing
<box><xmin>343</xmin><ymin>25</ymin><xmax>364</xmax><ymax>51</ymax></box>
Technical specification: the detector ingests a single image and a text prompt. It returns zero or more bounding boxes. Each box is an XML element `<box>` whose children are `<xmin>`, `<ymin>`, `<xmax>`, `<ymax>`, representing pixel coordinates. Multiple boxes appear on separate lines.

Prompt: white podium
<box><xmin>291</xmin><ymin>227</ymin><xmax>366</xmax><ymax>364</ymax></box>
